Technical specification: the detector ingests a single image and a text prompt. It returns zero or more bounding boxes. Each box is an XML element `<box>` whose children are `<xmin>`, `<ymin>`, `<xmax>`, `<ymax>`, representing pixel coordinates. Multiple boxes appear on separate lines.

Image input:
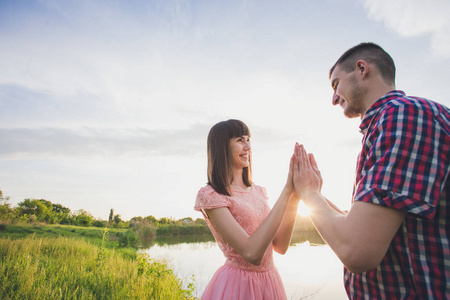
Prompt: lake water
<box><xmin>142</xmin><ymin>232</ymin><xmax>348</xmax><ymax>300</ymax></box>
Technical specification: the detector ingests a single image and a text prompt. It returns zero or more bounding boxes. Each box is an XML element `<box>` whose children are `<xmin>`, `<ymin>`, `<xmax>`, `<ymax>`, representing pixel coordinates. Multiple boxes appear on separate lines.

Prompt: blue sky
<box><xmin>1</xmin><ymin>0</ymin><xmax>449</xmax><ymax>220</ymax></box>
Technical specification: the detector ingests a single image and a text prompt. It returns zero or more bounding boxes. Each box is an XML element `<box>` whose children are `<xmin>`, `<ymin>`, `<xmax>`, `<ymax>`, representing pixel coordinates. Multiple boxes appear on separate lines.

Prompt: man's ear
<box><xmin>355</xmin><ymin>60</ymin><xmax>369</xmax><ymax>79</ymax></box>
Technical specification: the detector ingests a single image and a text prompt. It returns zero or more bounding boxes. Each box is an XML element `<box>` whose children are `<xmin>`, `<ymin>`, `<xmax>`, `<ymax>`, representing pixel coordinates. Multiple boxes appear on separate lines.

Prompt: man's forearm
<box><xmin>303</xmin><ymin>191</ymin><xmax>405</xmax><ymax>273</ymax></box>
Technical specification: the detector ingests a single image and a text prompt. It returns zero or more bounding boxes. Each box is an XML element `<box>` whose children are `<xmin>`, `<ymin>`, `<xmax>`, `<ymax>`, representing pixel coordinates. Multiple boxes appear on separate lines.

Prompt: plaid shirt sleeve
<box><xmin>346</xmin><ymin>93</ymin><xmax>450</xmax><ymax>299</ymax></box>
<box><xmin>353</xmin><ymin>98</ymin><xmax>449</xmax><ymax>219</ymax></box>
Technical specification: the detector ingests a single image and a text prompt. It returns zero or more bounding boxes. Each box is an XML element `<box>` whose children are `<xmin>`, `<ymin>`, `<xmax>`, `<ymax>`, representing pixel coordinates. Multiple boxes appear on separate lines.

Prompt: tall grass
<box><xmin>0</xmin><ymin>234</ymin><xmax>197</xmax><ymax>299</ymax></box>
<box><xmin>0</xmin><ymin>224</ymin><xmax>124</xmax><ymax>246</ymax></box>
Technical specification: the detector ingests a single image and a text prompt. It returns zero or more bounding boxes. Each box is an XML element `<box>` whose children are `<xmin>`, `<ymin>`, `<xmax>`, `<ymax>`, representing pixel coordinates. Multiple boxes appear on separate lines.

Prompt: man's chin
<box><xmin>343</xmin><ymin>109</ymin><xmax>361</xmax><ymax>119</ymax></box>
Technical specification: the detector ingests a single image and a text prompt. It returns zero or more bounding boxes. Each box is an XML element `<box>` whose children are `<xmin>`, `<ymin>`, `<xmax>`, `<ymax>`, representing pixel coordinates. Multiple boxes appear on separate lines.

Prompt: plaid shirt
<box><xmin>344</xmin><ymin>90</ymin><xmax>450</xmax><ymax>299</ymax></box>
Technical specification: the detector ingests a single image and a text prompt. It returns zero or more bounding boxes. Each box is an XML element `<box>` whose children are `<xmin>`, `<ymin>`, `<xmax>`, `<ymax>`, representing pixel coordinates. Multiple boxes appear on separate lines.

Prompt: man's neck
<box><xmin>360</xmin><ymin>85</ymin><xmax>396</xmax><ymax>118</ymax></box>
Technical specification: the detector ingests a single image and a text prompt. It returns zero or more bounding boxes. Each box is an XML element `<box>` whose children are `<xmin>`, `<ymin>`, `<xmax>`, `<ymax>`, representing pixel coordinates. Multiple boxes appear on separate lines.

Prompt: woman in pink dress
<box><xmin>194</xmin><ymin>119</ymin><xmax>301</xmax><ymax>300</ymax></box>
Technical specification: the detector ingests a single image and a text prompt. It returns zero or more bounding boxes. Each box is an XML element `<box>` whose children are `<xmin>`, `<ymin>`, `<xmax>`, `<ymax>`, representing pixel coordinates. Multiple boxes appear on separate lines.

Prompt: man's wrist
<box><xmin>301</xmin><ymin>190</ymin><xmax>322</xmax><ymax>207</ymax></box>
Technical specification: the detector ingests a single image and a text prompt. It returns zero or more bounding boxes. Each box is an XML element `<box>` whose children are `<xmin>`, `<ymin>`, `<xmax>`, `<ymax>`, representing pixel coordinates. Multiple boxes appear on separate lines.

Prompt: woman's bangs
<box><xmin>228</xmin><ymin>120</ymin><xmax>250</xmax><ymax>138</ymax></box>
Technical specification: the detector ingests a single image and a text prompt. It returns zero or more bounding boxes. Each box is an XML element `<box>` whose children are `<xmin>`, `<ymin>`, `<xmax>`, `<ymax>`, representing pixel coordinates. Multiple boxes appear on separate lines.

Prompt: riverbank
<box><xmin>0</xmin><ymin>224</ymin><xmax>197</xmax><ymax>299</ymax></box>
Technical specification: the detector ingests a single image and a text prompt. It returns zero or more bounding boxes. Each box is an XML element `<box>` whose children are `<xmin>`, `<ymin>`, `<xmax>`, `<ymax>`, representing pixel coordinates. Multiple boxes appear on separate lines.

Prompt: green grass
<box><xmin>0</xmin><ymin>224</ymin><xmax>134</xmax><ymax>252</ymax></box>
<box><xmin>0</xmin><ymin>224</ymin><xmax>119</xmax><ymax>241</ymax></box>
<box><xmin>0</xmin><ymin>225</ymin><xmax>197</xmax><ymax>299</ymax></box>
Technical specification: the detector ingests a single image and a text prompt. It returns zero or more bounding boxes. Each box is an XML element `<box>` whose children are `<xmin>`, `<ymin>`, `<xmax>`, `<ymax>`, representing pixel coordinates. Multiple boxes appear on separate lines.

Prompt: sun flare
<box><xmin>297</xmin><ymin>200</ymin><xmax>311</xmax><ymax>217</ymax></box>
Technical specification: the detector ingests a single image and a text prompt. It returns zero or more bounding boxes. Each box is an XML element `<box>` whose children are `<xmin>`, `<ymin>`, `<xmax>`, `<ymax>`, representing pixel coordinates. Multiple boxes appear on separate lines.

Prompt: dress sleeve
<box><xmin>354</xmin><ymin>102</ymin><xmax>449</xmax><ymax>219</ymax></box>
<box><xmin>255</xmin><ymin>185</ymin><xmax>269</xmax><ymax>201</ymax></box>
<box><xmin>194</xmin><ymin>185</ymin><xmax>230</xmax><ymax>213</ymax></box>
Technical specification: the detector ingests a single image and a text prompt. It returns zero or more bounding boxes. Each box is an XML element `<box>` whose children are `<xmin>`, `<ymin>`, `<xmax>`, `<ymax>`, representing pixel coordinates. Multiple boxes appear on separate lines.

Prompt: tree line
<box><xmin>0</xmin><ymin>190</ymin><xmax>206</xmax><ymax>229</ymax></box>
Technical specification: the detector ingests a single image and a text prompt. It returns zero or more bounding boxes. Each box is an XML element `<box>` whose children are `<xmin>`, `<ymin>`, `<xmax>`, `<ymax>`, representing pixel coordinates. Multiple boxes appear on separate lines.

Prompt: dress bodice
<box><xmin>195</xmin><ymin>184</ymin><xmax>274</xmax><ymax>271</ymax></box>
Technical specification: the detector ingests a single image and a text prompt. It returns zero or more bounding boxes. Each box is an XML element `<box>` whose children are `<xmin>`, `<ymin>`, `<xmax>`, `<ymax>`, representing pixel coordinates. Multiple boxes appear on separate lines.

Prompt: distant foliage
<box><xmin>73</xmin><ymin>209</ymin><xmax>94</xmax><ymax>227</ymax></box>
<box><xmin>0</xmin><ymin>190</ymin><xmax>213</xmax><ymax>242</ymax></box>
<box><xmin>0</xmin><ymin>191</ymin><xmax>14</xmax><ymax>222</ymax></box>
<box><xmin>92</xmin><ymin>220</ymin><xmax>107</xmax><ymax>227</ymax></box>
<box><xmin>0</xmin><ymin>191</ymin><xmax>102</xmax><ymax>227</ymax></box>
<box><xmin>108</xmin><ymin>208</ymin><xmax>114</xmax><ymax>226</ymax></box>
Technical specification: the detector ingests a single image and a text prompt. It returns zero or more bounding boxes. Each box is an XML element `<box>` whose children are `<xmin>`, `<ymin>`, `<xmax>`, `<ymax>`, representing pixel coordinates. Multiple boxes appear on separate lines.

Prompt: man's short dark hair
<box><xmin>329</xmin><ymin>42</ymin><xmax>396</xmax><ymax>85</ymax></box>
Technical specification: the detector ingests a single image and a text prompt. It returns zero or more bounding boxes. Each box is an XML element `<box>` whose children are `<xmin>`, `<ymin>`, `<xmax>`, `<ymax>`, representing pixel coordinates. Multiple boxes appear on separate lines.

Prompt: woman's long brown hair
<box><xmin>207</xmin><ymin>119</ymin><xmax>252</xmax><ymax>196</ymax></box>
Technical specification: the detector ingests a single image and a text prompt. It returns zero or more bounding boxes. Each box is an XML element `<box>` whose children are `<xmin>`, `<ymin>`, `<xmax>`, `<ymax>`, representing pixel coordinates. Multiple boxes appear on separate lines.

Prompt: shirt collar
<box><xmin>359</xmin><ymin>90</ymin><xmax>405</xmax><ymax>135</ymax></box>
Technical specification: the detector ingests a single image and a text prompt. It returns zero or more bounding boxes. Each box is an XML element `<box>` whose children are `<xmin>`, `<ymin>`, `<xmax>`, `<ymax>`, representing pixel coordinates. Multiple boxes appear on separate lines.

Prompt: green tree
<box><xmin>17</xmin><ymin>199</ymin><xmax>51</xmax><ymax>223</ymax></box>
<box><xmin>73</xmin><ymin>209</ymin><xmax>94</xmax><ymax>227</ymax></box>
<box><xmin>17</xmin><ymin>199</ymin><xmax>36</xmax><ymax>216</ymax></box>
<box><xmin>51</xmin><ymin>203</ymin><xmax>71</xmax><ymax>224</ymax></box>
<box><xmin>159</xmin><ymin>217</ymin><xmax>175</xmax><ymax>225</ymax></box>
<box><xmin>108</xmin><ymin>208</ymin><xmax>114</xmax><ymax>226</ymax></box>
<box><xmin>112</xmin><ymin>214</ymin><xmax>128</xmax><ymax>228</ymax></box>
<box><xmin>194</xmin><ymin>218</ymin><xmax>206</xmax><ymax>226</ymax></box>
<box><xmin>0</xmin><ymin>190</ymin><xmax>14</xmax><ymax>221</ymax></box>
<box><xmin>144</xmin><ymin>215</ymin><xmax>157</xmax><ymax>224</ymax></box>
<box><xmin>129</xmin><ymin>216</ymin><xmax>143</xmax><ymax>227</ymax></box>
<box><xmin>113</xmin><ymin>214</ymin><xmax>123</xmax><ymax>224</ymax></box>
<box><xmin>52</xmin><ymin>203</ymin><xmax>70</xmax><ymax>214</ymax></box>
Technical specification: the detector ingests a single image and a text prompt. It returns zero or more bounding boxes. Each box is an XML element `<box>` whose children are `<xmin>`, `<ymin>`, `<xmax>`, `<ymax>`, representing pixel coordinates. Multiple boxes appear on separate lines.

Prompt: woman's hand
<box><xmin>284</xmin><ymin>145</ymin><xmax>300</xmax><ymax>201</ymax></box>
<box><xmin>293</xmin><ymin>143</ymin><xmax>322</xmax><ymax>204</ymax></box>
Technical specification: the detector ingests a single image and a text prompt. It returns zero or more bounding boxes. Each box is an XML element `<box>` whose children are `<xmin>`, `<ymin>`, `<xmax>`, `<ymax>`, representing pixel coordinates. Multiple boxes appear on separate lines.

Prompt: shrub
<box><xmin>132</xmin><ymin>221</ymin><xmax>157</xmax><ymax>241</ymax></box>
<box><xmin>92</xmin><ymin>220</ymin><xmax>107</xmax><ymax>228</ymax></box>
<box><xmin>119</xmin><ymin>229</ymin><xmax>139</xmax><ymax>248</ymax></box>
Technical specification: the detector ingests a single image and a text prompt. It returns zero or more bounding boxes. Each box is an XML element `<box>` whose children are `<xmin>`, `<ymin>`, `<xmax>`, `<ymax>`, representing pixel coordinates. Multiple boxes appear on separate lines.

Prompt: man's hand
<box><xmin>293</xmin><ymin>143</ymin><xmax>323</xmax><ymax>204</ymax></box>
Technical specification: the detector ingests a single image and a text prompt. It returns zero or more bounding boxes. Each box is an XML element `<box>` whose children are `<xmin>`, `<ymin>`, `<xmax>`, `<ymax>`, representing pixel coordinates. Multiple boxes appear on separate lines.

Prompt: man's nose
<box><xmin>332</xmin><ymin>92</ymin><xmax>340</xmax><ymax>106</ymax></box>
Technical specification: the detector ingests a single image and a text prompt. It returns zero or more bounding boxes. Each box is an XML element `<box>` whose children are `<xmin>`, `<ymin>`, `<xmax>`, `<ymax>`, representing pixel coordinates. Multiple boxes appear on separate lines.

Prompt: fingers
<box><xmin>308</xmin><ymin>153</ymin><xmax>319</xmax><ymax>171</ymax></box>
<box><xmin>293</xmin><ymin>143</ymin><xmax>300</xmax><ymax>172</ymax></box>
<box><xmin>294</xmin><ymin>143</ymin><xmax>318</xmax><ymax>168</ymax></box>
<box><xmin>288</xmin><ymin>153</ymin><xmax>295</xmax><ymax>176</ymax></box>
<box><xmin>308</xmin><ymin>153</ymin><xmax>323</xmax><ymax>191</ymax></box>
<box><xmin>298</xmin><ymin>144</ymin><xmax>311</xmax><ymax>170</ymax></box>
<box><xmin>293</xmin><ymin>143</ymin><xmax>323</xmax><ymax>195</ymax></box>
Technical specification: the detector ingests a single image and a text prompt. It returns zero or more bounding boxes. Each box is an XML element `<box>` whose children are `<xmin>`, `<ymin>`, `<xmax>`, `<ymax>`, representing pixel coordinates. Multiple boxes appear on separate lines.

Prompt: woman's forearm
<box><xmin>273</xmin><ymin>195</ymin><xmax>299</xmax><ymax>254</ymax></box>
<box><xmin>242</xmin><ymin>187</ymin><xmax>293</xmax><ymax>264</ymax></box>
<box><xmin>206</xmin><ymin>187</ymin><xmax>293</xmax><ymax>265</ymax></box>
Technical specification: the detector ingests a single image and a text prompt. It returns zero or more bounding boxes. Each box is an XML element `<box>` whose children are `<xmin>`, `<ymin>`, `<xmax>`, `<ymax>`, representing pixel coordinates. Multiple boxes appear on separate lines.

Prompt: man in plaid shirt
<box><xmin>292</xmin><ymin>42</ymin><xmax>449</xmax><ymax>299</ymax></box>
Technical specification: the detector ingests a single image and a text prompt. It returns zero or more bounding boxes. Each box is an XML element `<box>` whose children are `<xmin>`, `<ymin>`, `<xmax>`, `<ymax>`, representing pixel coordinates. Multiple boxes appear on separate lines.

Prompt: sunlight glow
<box><xmin>297</xmin><ymin>200</ymin><xmax>311</xmax><ymax>217</ymax></box>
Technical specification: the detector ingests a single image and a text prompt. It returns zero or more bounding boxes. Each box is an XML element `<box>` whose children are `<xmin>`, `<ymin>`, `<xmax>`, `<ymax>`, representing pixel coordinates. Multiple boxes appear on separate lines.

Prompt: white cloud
<box><xmin>363</xmin><ymin>0</ymin><xmax>450</xmax><ymax>58</ymax></box>
<box><xmin>0</xmin><ymin>125</ymin><xmax>210</xmax><ymax>159</ymax></box>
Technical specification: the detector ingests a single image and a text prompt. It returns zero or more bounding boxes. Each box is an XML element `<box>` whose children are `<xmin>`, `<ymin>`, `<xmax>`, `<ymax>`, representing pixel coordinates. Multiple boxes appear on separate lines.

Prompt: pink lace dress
<box><xmin>194</xmin><ymin>184</ymin><xmax>287</xmax><ymax>300</ymax></box>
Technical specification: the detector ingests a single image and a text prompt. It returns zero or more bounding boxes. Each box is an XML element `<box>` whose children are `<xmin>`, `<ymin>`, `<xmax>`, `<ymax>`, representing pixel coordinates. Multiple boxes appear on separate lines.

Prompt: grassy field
<box><xmin>0</xmin><ymin>224</ymin><xmax>197</xmax><ymax>299</ymax></box>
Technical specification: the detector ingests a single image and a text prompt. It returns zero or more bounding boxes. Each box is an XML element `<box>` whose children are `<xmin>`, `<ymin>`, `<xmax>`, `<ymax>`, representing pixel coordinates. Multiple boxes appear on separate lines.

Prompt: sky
<box><xmin>1</xmin><ymin>0</ymin><xmax>449</xmax><ymax>221</ymax></box>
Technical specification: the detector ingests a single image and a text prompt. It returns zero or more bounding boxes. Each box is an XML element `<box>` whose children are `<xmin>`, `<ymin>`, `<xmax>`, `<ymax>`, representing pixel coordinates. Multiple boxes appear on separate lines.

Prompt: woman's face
<box><xmin>229</xmin><ymin>135</ymin><xmax>251</xmax><ymax>170</ymax></box>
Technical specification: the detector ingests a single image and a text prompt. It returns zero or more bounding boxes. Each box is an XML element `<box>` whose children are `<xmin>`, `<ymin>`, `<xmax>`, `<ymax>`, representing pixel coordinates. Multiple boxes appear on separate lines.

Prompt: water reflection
<box><xmin>142</xmin><ymin>231</ymin><xmax>347</xmax><ymax>299</ymax></box>
<box><xmin>140</xmin><ymin>233</ymin><xmax>214</xmax><ymax>249</ymax></box>
<box><xmin>141</xmin><ymin>230</ymin><xmax>324</xmax><ymax>249</ymax></box>
<box><xmin>290</xmin><ymin>231</ymin><xmax>324</xmax><ymax>246</ymax></box>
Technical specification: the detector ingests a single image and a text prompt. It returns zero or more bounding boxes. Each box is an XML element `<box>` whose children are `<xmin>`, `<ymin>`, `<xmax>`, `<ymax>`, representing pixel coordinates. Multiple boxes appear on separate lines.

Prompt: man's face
<box><xmin>330</xmin><ymin>65</ymin><xmax>365</xmax><ymax>119</ymax></box>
